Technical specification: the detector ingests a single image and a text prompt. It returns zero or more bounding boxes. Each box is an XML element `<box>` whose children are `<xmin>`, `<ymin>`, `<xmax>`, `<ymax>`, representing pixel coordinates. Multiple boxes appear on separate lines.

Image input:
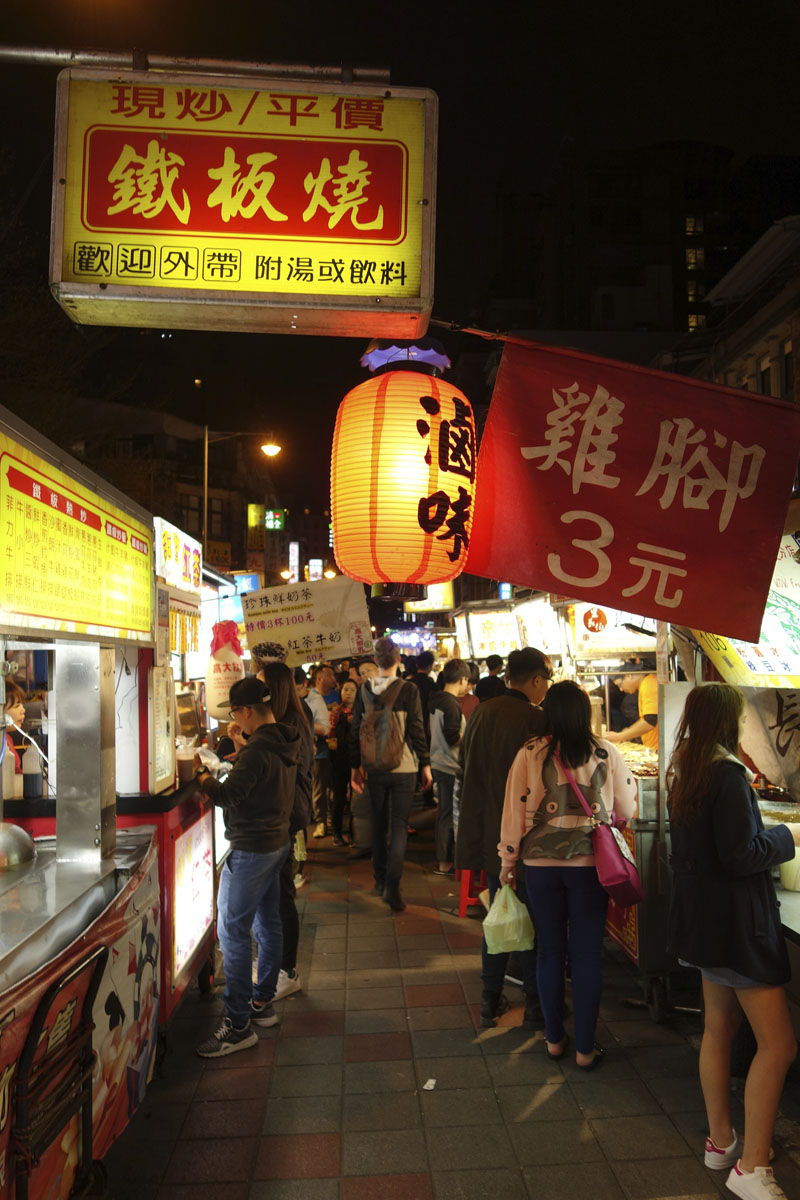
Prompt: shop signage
<box><xmin>242</xmin><ymin>575</ymin><xmax>372</xmax><ymax>666</ymax></box>
<box><xmin>247</xmin><ymin>503</ymin><xmax>266</xmax><ymax>549</ymax></box>
<box><xmin>572</xmin><ymin>603</ymin><xmax>657</xmax><ymax>659</ymax></box>
<box><xmin>693</xmin><ymin>533</ymin><xmax>800</xmax><ymax>686</ymax></box>
<box><xmin>288</xmin><ymin>540</ymin><xmax>300</xmax><ymax>584</ymax></box>
<box><xmin>467</xmin><ymin>609</ymin><xmax>520</xmax><ymax>659</ymax></box>
<box><xmin>154</xmin><ymin>517</ymin><xmax>202</xmax><ymax>597</ymax></box>
<box><xmin>404</xmin><ymin>581</ymin><xmax>454</xmax><ymax>613</ymax></box>
<box><xmin>50</xmin><ymin>69</ymin><xmax>437</xmax><ymax>336</ymax></box>
<box><xmin>0</xmin><ymin>422</ymin><xmax>153</xmax><ymax>642</ymax></box>
<box><xmin>514</xmin><ymin>597</ymin><xmax>561</xmax><ymax>656</ymax></box>
<box><xmin>467</xmin><ymin>340</ymin><xmax>800</xmax><ymax>642</ymax></box>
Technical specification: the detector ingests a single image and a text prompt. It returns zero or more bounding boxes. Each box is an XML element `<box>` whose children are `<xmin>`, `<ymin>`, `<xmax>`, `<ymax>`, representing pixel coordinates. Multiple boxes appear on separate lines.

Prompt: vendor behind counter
<box><xmin>2</xmin><ymin>680</ymin><xmax>26</xmax><ymax>774</ymax></box>
<box><xmin>605</xmin><ymin>658</ymin><xmax>658</xmax><ymax>750</ymax></box>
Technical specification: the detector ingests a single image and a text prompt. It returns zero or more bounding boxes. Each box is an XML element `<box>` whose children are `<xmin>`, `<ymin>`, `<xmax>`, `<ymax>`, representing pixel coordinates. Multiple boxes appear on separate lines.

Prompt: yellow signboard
<box><xmin>0</xmin><ymin>429</ymin><xmax>153</xmax><ymax>641</ymax></box>
<box><xmin>693</xmin><ymin>534</ymin><xmax>800</xmax><ymax>687</ymax></box>
<box><xmin>51</xmin><ymin>69</ymin><xmax>437</xmax><ymax>336</ymax></box>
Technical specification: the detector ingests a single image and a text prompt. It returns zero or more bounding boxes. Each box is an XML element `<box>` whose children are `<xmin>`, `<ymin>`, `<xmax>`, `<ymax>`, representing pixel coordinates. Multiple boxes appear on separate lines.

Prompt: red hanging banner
<box><xmin>466</xmin><ymin>340</ymin><xmax>800</xmax><ymax>642</ymax></box>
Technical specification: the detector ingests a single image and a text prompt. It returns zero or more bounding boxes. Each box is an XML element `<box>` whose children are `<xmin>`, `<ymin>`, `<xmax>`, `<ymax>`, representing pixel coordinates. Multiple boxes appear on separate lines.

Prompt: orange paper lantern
<box><xmin>331</xmin><ymin>369</ymin><xmax>477</xmax><ymax>584</ymax></box>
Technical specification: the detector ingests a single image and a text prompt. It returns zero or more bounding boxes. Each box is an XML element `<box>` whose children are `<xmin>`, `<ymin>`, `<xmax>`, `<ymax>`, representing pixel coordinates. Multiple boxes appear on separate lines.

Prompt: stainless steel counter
<box><xmin>0</xmin><ymin>826</ymin><xmax>155</xmax><ymax>994</ymax></box>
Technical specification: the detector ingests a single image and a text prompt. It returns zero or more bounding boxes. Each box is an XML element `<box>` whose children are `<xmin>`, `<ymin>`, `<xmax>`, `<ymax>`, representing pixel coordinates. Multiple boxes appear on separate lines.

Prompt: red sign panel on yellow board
<box><xmin>50</xmin><ymin>70</ymin><xmax>437</xmax><ymax>336</ymax></box>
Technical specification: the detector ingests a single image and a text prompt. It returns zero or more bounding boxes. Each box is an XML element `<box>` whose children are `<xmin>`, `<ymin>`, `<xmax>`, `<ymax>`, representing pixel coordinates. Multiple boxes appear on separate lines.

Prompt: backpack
<box><xmin>359</xmin><ymin>679</ymin><xmax>405</xmax><ymax>771</ymax></box>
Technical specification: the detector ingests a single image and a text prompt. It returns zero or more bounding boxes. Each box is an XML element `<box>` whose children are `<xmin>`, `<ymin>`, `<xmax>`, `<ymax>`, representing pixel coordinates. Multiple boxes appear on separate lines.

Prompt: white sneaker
<box><xmin>706</xmin><ymin>1134</ymin><xmax>775</xmax><ymax>1171</ymax></box>
<box><xmin>293</xmin><ymin>873</ymin><xmax>307</xmax><ymax>891</ymax></box>
<box><xmin>706</xmin><ymin>1132</ymin><xmax>741</xmax><ymax>1170</ymax></box>
<box><xmin>726</xmin><ymin>1163</ymin><xmax>786</xmax><ymax>1200</ymax></box>
<box><xmin>273</xmin><ymin>969</ymin><xmax>301</xmax><ymax>1001</ymax></box>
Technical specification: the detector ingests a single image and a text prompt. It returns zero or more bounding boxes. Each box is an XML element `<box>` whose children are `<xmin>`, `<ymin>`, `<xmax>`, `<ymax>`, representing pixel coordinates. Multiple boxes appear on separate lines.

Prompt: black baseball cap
<box><xmin>229</xmin><ymin>675</ymin><xmax>271</xmax><ymax>707</ymax></box>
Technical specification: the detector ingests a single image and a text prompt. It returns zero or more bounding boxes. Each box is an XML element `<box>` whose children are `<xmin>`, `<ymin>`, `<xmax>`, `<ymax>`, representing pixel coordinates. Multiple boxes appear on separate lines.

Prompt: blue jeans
<box><xmin>366</xmin><ymin>771</ymin><xmax>416</xmax><ymax>891</ymax></box>
<box><xmin>216</xmin><ymin>844</ymin><xmax>289</xmax><ymax>1027</ymax></box>
<box><xmin>481</xmin><ymin>871</ymin><xmax>538</xmax><ymax>996</ymax></box>
<box><xmin>524</xmin><ymin>865</ymin><xmax>609</xmax><ymax>1055</ymax></box>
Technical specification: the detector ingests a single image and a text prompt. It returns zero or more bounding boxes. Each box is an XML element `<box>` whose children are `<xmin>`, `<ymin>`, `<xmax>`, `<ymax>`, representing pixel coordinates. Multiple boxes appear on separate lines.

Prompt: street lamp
<box><xmin>203</xmin><ymin>425</ymin><xmax>281</xmax><ymax>556</ymax></box>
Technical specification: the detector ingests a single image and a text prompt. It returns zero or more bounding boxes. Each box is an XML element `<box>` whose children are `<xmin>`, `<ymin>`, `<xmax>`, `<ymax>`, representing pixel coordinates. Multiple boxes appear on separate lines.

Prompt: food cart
<box><xmin>0</xmin><ymin>407</ymin><xmax>216</xmax><ymax>1196</ymax></box>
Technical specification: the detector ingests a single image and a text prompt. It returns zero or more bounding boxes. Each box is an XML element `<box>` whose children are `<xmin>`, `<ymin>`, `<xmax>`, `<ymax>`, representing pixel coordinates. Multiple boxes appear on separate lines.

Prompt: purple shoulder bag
<box><xmin>554</xmin><ymin>753</ymin><xmax>643</xmax><ymax>908</ymax></box>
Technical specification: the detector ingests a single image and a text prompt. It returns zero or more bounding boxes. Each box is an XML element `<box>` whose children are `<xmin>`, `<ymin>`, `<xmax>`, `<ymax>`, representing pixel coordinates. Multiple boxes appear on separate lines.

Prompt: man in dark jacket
<box><xmin>350</xmin><ymin>637</ymin><xmax>432</xmax><ymax>912</ymax></box>
<box><xmin>475</xmin><ymin>655</ymin><xmax>506</xmax><ymax>702</ymax></box>
<box><xmin>193</xmin><ymin>675</ymin><xmax>301</xmax><ymax>1057</ymax></box>
<box><xmin>429</xmin><ymin>658</ymin><xmax>470</xmax><ymax>873</ymax></box>
<box><xmin>455</xmin><ymin>646</ymin><xmax>552</xmax><ymax>1028</ymax></box>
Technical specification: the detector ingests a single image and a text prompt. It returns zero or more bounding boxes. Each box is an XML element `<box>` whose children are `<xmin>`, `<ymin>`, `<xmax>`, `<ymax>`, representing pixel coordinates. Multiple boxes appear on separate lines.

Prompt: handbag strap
<box><xmin>552</xmin><ymin>751</ymin><xmax>607</xmax><ymax>827</ymax></box>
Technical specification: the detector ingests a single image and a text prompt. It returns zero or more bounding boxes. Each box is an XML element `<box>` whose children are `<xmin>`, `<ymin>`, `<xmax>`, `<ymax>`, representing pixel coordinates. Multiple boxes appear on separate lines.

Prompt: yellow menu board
<box><xmin>1</xmin><ymin>429</ymin><xmax>153</xmax><ymax>641</ymax></box>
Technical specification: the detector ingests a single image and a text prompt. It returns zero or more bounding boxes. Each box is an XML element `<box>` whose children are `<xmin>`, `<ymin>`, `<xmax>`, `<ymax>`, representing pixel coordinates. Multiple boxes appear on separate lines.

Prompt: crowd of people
<box><xmin>191</xmin><ymin>642</ymin><xmax>800</xmax><ymax>1200</ymax></box>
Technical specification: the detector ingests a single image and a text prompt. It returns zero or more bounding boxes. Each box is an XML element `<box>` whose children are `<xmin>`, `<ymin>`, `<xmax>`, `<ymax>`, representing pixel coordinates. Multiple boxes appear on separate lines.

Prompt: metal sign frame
<box><xmin>50</xmin><ymin>67</ymin><xmax>438</xmax><ymax>337</ymax></box>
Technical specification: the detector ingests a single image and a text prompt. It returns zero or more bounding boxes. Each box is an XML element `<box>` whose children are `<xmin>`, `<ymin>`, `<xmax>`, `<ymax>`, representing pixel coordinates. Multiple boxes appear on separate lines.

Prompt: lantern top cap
<box><xmin>361</xmin><ymin>337</ymin><xmax>451</xmax><ymax>373</ymax></box>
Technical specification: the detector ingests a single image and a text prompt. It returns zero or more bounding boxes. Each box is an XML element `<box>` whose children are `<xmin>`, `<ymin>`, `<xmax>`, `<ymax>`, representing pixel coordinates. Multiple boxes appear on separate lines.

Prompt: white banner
<box><xmin>242</xmin><ymin>576</ymin><xmax>373</xmax><ymax>667</ymax></box>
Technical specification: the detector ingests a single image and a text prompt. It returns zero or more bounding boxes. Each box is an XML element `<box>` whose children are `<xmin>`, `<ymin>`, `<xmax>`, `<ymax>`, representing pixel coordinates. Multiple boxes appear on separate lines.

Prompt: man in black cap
<box><xmin>193</xmin><ymin>675</ymin><xmax>302</xmax><ymax>1057</ymax></box>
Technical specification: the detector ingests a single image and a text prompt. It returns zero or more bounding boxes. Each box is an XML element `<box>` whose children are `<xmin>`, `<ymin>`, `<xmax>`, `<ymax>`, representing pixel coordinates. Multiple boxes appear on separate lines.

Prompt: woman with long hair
<box><xmin>668</xmin><ymin>683</ymin><xmax>800</xmax><ymax>1200</ymax></box>
<box><xmin>255</xmin><ymin>661</ymin><xmax>314</xmax><ymax>1001</ymax></box>
<box><xmin>499</xmin><ymin>680</ymin><xmax>637</xmax><ymax>1069</ymax></box>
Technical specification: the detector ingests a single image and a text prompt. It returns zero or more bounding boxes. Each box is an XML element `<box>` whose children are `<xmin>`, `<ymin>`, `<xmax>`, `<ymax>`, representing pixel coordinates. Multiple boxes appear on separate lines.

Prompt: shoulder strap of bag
<box><xmin>553</xmin><ymin>751</ymin><xmax>609</xmax><ymax>827</ymax></box>
<box><xmin>377</xmin><ymin>678</ymin><xmax>404</xmax><ymax>711</ymax></box>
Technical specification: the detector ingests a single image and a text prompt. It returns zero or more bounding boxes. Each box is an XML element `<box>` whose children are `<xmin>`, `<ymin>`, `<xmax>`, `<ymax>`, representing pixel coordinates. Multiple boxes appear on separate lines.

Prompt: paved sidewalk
<box><xmin>103</xmin><ymin>829</ymin><xmax>800</xmax><ymax>1199</ymax></box>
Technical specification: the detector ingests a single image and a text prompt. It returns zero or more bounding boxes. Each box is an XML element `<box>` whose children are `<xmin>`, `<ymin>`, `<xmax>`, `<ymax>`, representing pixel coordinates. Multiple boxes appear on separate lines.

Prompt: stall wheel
<box><xmin>197</xmin><ymin>955</ymin><xmax>215</xmax><ymax>994</ymax></box>
<box><xmin>69</xmin><ymin>1160</ymin><xmax>108</xmax><ymax>1197</ymax></box>
<box><xmin>647</xmin><ymin>978</ymin><xmax>669</xmax><ymax>1023</ymax></box>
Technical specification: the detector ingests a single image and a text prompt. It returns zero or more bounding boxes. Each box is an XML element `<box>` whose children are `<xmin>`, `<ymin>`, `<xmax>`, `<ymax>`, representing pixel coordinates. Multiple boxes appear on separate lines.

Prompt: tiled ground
<box><xmin>103</xmin><ymin>828</ymin><xmax>800</xmax><ymax>1199</ymax></box>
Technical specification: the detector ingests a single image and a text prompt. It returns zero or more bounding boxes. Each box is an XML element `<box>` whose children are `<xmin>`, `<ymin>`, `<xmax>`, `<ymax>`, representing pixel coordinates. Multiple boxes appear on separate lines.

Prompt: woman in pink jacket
<box><xmin>499</xmin><ymin>680</ymin><xmax>637</xmax><ymax>1069</ymax></box>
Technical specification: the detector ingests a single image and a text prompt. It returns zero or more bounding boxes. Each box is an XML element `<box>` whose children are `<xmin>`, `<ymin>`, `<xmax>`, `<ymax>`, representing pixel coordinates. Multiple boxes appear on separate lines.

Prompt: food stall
<box><xmin>0</xmin><ymin>404</ymin><xmax>162</xmax><ymax>1197</ymax></box>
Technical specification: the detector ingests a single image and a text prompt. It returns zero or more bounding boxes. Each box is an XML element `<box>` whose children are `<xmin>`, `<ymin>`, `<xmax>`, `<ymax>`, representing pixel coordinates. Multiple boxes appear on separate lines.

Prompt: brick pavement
<box><xmin>103</xmin><ymin>828</ymin><xmax>800</xmax><ymax>1199</ymax></box>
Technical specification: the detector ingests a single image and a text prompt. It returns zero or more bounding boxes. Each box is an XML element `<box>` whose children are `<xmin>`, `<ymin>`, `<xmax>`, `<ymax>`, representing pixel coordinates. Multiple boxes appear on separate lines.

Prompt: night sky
<box><xmin>1</xmin><ymin>0</ymin><xmax>799</xmax><ymax>506</ymax></box>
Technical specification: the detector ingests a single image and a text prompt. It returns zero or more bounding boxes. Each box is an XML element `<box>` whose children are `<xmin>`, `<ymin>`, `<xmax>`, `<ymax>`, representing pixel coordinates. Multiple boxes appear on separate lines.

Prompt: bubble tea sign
<box><xmin>242</xmin><ymin>576</ymin><xmax>373</xmax><ymax>667</ymax></box>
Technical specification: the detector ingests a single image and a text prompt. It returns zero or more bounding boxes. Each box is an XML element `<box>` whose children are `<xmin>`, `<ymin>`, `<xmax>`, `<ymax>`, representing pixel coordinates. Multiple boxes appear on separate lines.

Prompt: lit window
<box><xmin>687</xmin><ymin>313</ymin><xmax>707</xmax><ymax>332</ymax></box>
<box><xmin>685</xmin><ymin>215</ymin><xmax>704</xmax><ymax>235</ymax></box>
<box><xmin>686</xmin><ymin>247</ymin><xmax>705</xmax><ymax>270</ymax></box>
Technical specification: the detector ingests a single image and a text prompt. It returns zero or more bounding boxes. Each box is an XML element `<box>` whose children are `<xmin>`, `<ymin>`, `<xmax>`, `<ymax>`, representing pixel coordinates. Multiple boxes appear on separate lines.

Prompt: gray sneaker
<box><xmin>249</xmin><ymin>999</ymin><xmax>279</xmax><ymax>1027</ymax></box>
<box><xmin>196</xmin><ymin>1017</ymin><xmax>258</xmax><ymax>1058</ymax></box>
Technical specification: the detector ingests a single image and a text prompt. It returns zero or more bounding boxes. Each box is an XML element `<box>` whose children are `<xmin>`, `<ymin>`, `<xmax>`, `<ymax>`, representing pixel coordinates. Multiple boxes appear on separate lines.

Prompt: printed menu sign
<box><xmin>0</xmin><ymin>428</ymin><xmax>153</xmax><ymax>641</ymax></box>
<box><xmin>242</xmin><ymin>576</ymin><xmax>372</xmax><ymax>667</ymax></box>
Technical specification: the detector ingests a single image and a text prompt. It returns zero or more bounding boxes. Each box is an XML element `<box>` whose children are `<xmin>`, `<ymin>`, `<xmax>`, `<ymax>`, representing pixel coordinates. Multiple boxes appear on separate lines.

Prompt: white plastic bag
<box><xmin>482</xmin><ymin>884</ymin><xmax>534</xmax><ymax>954</ymax></box>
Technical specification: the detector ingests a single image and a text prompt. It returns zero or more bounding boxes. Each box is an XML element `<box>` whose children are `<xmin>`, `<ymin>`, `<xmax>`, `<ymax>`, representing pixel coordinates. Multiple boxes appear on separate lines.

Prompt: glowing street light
<box><xmin>203</xmin><ymin>426</ymin><xmax>282</xmax><ymax>554</ymax></box>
